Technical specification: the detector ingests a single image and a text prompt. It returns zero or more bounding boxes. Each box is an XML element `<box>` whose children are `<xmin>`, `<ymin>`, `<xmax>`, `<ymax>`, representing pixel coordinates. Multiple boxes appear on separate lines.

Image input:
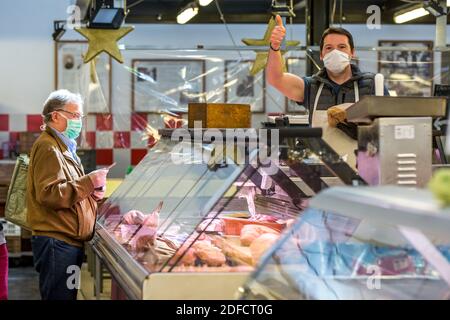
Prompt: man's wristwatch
<box><xmin>270</xmin><ymin>43</ymin><xmax>280</xmax><ymax>51</ymax></box>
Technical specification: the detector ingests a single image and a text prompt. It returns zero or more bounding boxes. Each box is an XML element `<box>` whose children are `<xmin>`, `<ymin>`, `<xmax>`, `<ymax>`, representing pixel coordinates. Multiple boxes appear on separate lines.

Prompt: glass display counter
<box><xmin>239</xmin><ymin>186</ymin><xmax>450</xmax><ymax>300</ymax></box>
<box><xmin>91</xmin><ymin>128</ymin><xmax>365</xmax><ymax>299</ymax></box>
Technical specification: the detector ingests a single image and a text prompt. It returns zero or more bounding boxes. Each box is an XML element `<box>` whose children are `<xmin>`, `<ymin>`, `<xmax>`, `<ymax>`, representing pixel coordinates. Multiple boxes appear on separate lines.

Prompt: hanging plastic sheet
<box><xmin>3</xmin><ymin>41</ymin><xmax>450</xmax><ymax>177</ymax></box>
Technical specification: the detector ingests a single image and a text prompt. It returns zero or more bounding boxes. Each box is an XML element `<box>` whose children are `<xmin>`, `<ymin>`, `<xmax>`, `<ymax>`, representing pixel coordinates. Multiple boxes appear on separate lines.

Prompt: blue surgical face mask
<box><xmin>59</xmin><ymin>112</ymin><xmax>82</xmax><ymax>140</ymax></box>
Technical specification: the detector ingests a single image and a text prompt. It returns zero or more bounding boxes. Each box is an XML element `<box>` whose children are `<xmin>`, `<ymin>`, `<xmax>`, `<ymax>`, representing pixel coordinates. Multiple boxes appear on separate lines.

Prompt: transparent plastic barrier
<box><xmin>62</xmin><ymin>44</ymin><xmax>447</xmax><ymax>137</ymax></box>
<box><xmin>240</xmin><ymin>208</ymin><xmax>450</xmax><ymax>300</ymax></box>
<box><xmin>21</xmin><ymin>43</ymin><xmax>446</xmax><ymax>178</ymax></box>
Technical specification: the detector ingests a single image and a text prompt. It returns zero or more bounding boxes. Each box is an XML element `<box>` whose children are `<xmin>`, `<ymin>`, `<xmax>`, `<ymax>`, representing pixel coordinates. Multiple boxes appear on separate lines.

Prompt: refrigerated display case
<box><xmin>239</xmin><ymin>186</ymin><xmax>450</xmax><ymax>300</ymax></box>
<box><xmin>91</xmin><ymin>128</ymin><xmax>366</xmax><ymax>299</ymax></box>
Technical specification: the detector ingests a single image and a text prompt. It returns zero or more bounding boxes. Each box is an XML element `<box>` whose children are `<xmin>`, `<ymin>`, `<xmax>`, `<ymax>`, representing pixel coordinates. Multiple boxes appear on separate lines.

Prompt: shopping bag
<box><xmin>5</xmin><ymin>154</ymin><xmax>30</xmax><ymax>230</ymax></box>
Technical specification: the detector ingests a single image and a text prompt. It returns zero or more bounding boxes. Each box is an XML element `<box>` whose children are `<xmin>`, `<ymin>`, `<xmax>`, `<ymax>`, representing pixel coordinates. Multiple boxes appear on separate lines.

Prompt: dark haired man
<box><xmin>267</xmin><ymin>15</ymin><xmax>388</xmax><ymax>168</ymax></box>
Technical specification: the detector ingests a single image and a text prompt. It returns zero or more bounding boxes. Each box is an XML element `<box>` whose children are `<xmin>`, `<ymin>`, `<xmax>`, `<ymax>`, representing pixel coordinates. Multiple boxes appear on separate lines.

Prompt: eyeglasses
<box><xmin>56</xmin><ymin>109</ymin><xmax>86</xmax><ymax>120</ymax></box>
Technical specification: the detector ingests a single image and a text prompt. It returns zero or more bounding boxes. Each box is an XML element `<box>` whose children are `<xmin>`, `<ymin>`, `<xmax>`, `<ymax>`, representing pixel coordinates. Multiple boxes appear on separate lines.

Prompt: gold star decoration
<box><xmin>242</xmin><ymin>17</ymin><xmax>300</xmax><ymax>75</ymax></box>
<box><xmin>75</xmin><ymin>26</ymin><xmax>134</xmax><ymax>64</ymax></box>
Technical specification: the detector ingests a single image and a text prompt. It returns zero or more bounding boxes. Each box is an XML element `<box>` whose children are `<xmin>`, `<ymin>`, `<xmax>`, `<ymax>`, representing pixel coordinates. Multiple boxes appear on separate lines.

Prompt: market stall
<box><xmin>239</xmin><ymin>186</ymin><xmax>450</xmax><ymax>300</ymax></box>
<box><xmin>90</xmin><ymin>127</ymin><xmax>363</xmax><ymax>299</ymax></box>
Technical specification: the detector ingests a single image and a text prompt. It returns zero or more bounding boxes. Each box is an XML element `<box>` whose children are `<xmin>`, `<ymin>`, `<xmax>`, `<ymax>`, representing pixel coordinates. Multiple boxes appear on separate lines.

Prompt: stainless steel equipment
<box><xmin>346</xmin><ymin>96</ymin><xmax>446</xmax><ymax>123</ymax></box>
<box><xmin>347</xmin><ymin>96</ymin><xmax>446</xmax><ymax>187</ymax></box>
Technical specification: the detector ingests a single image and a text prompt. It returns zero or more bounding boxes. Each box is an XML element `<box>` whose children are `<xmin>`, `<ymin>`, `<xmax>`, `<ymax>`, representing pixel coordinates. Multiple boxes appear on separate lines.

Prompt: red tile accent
<box><xmin>27</xmin><ymin>115</ymin><xmax>43</xmax><ymax>132</ymax></box>
<box><xmin>96</xmin><ymin>149</ymin><xmax>113</xmax><ymax>165</ymax></box>
<box><xmin>131</xmin><ymin>149</ymin><xmax>147</xmax><ymax>165</ymax></box>
<box><xmin>9</xmin><ymin>132</ymin><xmax>20</xmax><ymax>144</ymax></box>
<box><xmin>114</xmin><ymin>132</ymin><xmax>131</xmax><ymax>149</ymax></box>
<box><xmin>96</xmin><ymin>114</ymin><xmax>113</xmax><ymax>131</ymax></box>
<box><xmin>0</xmin><ymin>115</ymin><xmax>9</xmax><ymax>131</ymax></box>
<box><xmin>85</xmin><ymin>132</ymin><xmax>96</xmax><ymax>149</ymax></box>
<box><xmin>131</xmin><ymin>113</ymin><xmax>148</xmax><ymax>131</ymax></box>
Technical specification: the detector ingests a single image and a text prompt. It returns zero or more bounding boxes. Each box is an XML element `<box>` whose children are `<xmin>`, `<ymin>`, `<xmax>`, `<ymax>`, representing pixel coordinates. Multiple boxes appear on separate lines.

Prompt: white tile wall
<box><xmin>8</xmin><ymin>114</ymin><xmax>27</xmax><ymax>131</ymax></box>
<box><xmin>96</xmin><ymin>131</ymin><xmax>114</xmax><ymax>149</ymax></box>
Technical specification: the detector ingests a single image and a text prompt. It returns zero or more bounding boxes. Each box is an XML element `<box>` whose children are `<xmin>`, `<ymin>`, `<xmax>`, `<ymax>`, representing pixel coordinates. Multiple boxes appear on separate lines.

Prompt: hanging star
<box><xmin>242</xmin><ymin>17</ymin><xmax>300</xmax><ymax>75</ymax></box>
<box><xmin>75</xmin><ymin>26</ymin><xmax>134</xmax><ymax>64</ymax></box>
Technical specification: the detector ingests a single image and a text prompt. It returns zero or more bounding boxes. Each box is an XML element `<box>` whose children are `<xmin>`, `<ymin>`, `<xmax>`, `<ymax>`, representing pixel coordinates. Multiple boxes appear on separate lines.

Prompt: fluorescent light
<box><xmin>199</xmin><ymin>0</ymin><xmax>214</xmax><ymax>6</ymax></box>
<box><xmin>176</xmin><ymin>4</ymin><xmax>199</xmax><ymax>24</ymax></box>
<box><xmin>394</xmin><ymin>7</ymin><xmax>429</xmax><ymax>24</ymax></box>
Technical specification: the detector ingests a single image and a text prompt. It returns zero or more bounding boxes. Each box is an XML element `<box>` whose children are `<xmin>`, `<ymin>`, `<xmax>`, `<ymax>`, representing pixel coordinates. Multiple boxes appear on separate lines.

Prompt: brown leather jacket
<box><xmin>26</xmin><ymin>126</ymin><xmax>97</xmax><ymax>247</ymax></box>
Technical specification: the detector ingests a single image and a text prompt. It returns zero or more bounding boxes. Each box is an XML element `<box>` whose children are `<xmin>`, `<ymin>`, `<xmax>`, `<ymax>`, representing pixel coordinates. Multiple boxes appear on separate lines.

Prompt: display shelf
<box><xmin>91</xmin><ymin>128</ymin><xmax>365</xmax><ymax>299</ymax></box>
<box><xmin>240</xmin><ymin>186</ymin><xmax>450</xmax><ymax>300</ymax></box>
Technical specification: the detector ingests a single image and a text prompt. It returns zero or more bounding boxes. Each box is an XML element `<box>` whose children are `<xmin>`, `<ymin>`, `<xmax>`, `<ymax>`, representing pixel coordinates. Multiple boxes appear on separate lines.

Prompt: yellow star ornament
<box><xmin>242</xmin><ymin>17</ymin><xmax>300</xmax><ymax>76</ymax></box>
<box><xmin>75</xmin><ymin>26</ymin><xmax>134</xmax><ymax>64</ymax></box>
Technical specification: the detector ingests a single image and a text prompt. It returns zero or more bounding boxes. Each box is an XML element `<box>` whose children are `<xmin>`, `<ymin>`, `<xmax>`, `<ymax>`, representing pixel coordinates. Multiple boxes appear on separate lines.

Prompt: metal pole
<box><xmin>435</xmin><ymin>0</ymin><xmax>447</xmax><ymax>49</ymax></box>
<box><xmin>436</xmin><ymin>1</ymin><xmax>448</xmax><ymax>84</ymax></box>
<box><xmin>94</xmin><ymin>254</ymin><xmax>101</xmax><ymax>300</ymax></box>
<box><xmin>306</xmin><ymin>0</ymin><xmax>330</xmax><ymax>76</ymax></box>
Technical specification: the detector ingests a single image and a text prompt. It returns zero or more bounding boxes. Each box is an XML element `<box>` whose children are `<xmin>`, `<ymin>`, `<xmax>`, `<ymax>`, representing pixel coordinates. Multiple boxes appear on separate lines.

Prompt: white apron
<box><xmin>311</xmin><ymin>82</ymin><xmax>359</xmax><ymax>169</ymax></box>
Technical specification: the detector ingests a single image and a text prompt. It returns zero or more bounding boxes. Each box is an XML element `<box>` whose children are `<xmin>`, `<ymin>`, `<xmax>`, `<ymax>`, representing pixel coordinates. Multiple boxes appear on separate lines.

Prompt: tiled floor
<box><xmin>7</xmin><ymin>263</ymin><xmax>111</xmax><ymax>300</ymax></box>
<box><xmin>8</xmin><ymin>266</ymin><xmax>40</xmax><ymax>300</ymax></box>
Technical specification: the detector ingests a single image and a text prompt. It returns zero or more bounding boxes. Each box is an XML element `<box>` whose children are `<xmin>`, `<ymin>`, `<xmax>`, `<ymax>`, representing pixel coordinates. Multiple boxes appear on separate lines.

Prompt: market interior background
<box><xmin>2</xmin><ymin>0</ymin><xmax>450</xmax><ymax>178</ymax></box>
<box><xmin>1</xmin><ymin>0</ymin><xmax>450</xmax><ymax>300</ymax></box>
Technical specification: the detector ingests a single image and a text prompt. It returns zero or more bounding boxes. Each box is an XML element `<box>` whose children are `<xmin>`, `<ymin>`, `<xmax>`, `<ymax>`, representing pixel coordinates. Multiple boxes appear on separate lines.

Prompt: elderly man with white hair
<box><xmin>26</xmin><ymin>89</ymin><xmax>111</xmax><ymax>300</ymax></box>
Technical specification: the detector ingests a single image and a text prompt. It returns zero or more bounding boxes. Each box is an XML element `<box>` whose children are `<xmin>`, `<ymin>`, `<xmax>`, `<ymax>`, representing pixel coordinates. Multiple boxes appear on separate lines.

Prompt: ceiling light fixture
<box><xmin>177</xmin><ymin>2</ymin><xmax>199</xmax><ymax>24</ymax></box>
<box><xmin>424</xmin><ymin>0</ymin><xmax>447</xmax><ymax>16</ymax></box>
<box><xmin>394</xmin><ymin>5</ymin><xmax>430</xmax><ymax>24</ymax></box>
<box><xmin>199</xmin><ymin>0</ymin><xmax>214</xmax><ymax>6</ymax></box>
<box><xmin>88</xmin><ymin>7</ymin><xmax>126</xmax><ymax>29</ymax></box>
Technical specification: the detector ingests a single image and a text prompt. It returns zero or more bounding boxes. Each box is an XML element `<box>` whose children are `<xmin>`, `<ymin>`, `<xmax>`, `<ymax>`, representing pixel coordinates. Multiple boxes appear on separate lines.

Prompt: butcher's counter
<box><xmin>240</xmin><ymin>186</ymin><xmax>450</xmax><ymax>300</ymax></box>
<box><xmin>90</xmin><ymin>127</ymin><xmax>366</xmax><ymax>299</ymax></box>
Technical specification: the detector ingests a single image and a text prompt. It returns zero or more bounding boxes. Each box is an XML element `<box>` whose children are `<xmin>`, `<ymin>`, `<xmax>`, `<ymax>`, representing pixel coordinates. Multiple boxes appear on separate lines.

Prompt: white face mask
<box><xmin>323</xmin><ymin>49</ymin><xmax>351</xmax><ymax>74</ymax></box>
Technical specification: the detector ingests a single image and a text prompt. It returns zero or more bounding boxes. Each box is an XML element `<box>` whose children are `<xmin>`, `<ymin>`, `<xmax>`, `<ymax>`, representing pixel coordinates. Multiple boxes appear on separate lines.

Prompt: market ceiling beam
<box><xmin>305</xmin><ymin>0</ymin><xmax>329</xmax><ymax>76</ymax></box>
<box><xmin>121</xmin><ymin>0</ymin><xmax>450</xmax><ymax>24</ymax></box>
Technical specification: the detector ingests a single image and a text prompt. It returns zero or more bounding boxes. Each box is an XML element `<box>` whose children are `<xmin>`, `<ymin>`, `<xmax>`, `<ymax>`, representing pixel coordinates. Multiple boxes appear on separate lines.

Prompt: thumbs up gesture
<box><xmin>270</xmin><ymin>15</ymin><xmax>286</xmax><ymax>51</ymax></box>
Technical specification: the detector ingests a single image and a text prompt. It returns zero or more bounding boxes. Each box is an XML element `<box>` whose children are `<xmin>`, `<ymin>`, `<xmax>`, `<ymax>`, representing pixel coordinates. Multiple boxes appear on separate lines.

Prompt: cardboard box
<box><xmin>0</xmin><ymin>185</ymin><xmax>8</xmax><ymax>203</ymax></box>
<box><xmin>21</xmin><ymin>237</ymin><xmax>32</xmax><ymax>252</ymax></box>
<box><xmin>188</xmin><ymin>103</ymin><xmax>251</xmax><ymax>128</ymax></box>
<box><xmin>18</xmin><ymin>132</ymin><xmax>41</xmax><ymax>155</ymax></box>
<box><xmin>21</xmin><ymin>228</ymin><xmax>32</xmax><ymax>239</ymax></box>
<box><xmin>6</xmin><ymin>236</ymin><xmax>21</xmax><ymax>253</ymax></box>
<box><xmin>0</xmin><ymin>160</ymin><xmax>15</xmax><ymax>185</ymax></box>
